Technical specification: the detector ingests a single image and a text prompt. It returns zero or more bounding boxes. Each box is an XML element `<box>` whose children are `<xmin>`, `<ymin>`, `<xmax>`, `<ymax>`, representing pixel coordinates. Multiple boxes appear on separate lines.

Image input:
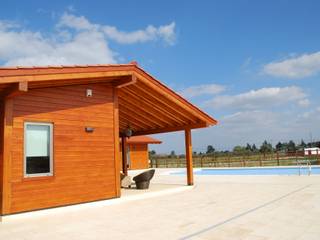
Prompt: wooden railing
<box><xmin>150</xmin><ymin>151</ymin><xmax>320</xmax><ymax>168</ymax></box>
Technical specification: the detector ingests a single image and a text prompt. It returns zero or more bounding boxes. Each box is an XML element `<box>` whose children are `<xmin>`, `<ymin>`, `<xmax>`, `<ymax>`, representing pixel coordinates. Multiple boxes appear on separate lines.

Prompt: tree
<box><xmin>245</xmin><ymin>143</ymin><xmax>252</xmax><ymax>152</ymax></box>
<box><xmin>233</xmin><ymin>146</ymin><xmax>246</xmax><ymax>154</ymax></box>
<box><xmin>252</xmin><ymin>144</ymin><xmax>257</xmax><ymax>152</ymax></box>
<box><xmin>206</xmin><ymin>145</ymin><xmax>215</xmax><ymax>154</ymax></box>
<box><xmin>287</xmin><ymin>140</ymin><xmax>296</xmax><ymax>152</ymax></box>
<box><xmin>298</xmin><ymin>140</ymin><xmax>307</xmax><ymax>149</ymax></box>
<box><xmin>260</xmin><ymin>140</ymin><xmax>273</xmax><ymax>154</ymax></box>
<box><xmin>149</xmin><ymin>150</ymin><xmax>156</xmax><ymax>156</ymax></box>
<box><xmin>170</xmin><ymin>150</ymin><xmax>176</xmax><ymax>158</ymax></box>
<box><xmin>275</xmin><ymin>142</ymin><xmax>283</xmax><ymax>151</ymax></box>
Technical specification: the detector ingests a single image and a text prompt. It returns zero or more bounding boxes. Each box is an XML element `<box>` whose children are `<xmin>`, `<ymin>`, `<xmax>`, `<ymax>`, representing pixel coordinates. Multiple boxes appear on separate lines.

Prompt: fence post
<box><xmin>228</xmin><ymin>154</ymin><xmax>231</xmax><ymax>168</ymax></box>
<box><xmin>277</xmin><ymin>152</ymin><xmax>280</xmax><ymax>166</ymax></box>
<box><xmin>259</xmin><ymin>154</ymin><xmax>262</xmax><ymax>167</ymax></box>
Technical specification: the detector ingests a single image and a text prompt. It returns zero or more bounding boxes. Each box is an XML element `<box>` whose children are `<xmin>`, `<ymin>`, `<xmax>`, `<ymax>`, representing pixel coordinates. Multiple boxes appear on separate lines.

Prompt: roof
<box><xmin>126</xmin><ymin>136</ymin><xmax>162</xmax><ymax>144</ymax></box>
<box><xmin>304</xmin><ymin>147</ymin><xmax>320</xmax><ymax>150</ymax></box>
<box><xmin>0</xmin><ymin>62</ymin><xmax>217</xmax><ymax>136</ymax></box>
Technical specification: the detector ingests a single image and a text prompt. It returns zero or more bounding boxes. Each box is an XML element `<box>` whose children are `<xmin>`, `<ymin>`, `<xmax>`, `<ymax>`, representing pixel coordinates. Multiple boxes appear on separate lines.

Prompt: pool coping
<box><xmin>162</xmin><ymin>165</ymin><xmax>320</xmax><ymax>176</ymax></box>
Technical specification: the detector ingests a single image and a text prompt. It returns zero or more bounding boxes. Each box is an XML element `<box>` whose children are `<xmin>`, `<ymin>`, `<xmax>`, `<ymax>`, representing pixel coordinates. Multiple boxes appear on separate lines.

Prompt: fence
<box><xmin>150</xmin><ymin>151</ymin><xmax>320</xmax><ymax>168</ymax></box>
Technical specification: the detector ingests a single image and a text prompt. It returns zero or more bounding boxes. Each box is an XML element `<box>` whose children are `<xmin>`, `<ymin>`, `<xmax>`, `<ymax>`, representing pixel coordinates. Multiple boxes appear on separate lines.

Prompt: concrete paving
<box><xmin>1</xmin><ymin>168</ymin><xmax>320</xmax><ymax>240</ymax></box>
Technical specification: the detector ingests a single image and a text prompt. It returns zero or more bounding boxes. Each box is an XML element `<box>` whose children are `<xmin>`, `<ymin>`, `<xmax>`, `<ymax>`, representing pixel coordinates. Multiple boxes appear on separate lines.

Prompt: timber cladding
<box><xmin>129</xmin><ymin>144</ymin><xmax>149</xmax><ymax>170</ymax></box>
<box><xmin>0</xmin><ymin>102</ymin><xmax>3</xmax><ymax>213</ymax></box>
<box><xmin>3</xmin><ymin>83</ymin><xmax>117</xmax><ymax>214</ymax></box>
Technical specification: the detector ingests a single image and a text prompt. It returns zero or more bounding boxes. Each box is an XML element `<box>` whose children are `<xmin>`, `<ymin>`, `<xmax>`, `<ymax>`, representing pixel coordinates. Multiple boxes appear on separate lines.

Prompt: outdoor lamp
<box><xmin>125</xmin><ymin>126</ymin><xmax>133</xmax><ymax>138</ymax></box>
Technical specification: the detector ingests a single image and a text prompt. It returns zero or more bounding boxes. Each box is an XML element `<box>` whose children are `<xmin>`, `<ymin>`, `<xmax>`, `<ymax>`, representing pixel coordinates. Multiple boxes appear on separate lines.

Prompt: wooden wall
<box><xmin>0</xmin><ymin>101</ymin><xmax>3</xmax><ymax>213</ymax></box>
<box><xmin>2</xmin><ymin>83</ymin><xmax>118</xmax><ymax>214</ymax></box>
<box><xmin>129</xmin><ymin>144</ymin><xmax>149</xmax><ymax>170</ymax></box>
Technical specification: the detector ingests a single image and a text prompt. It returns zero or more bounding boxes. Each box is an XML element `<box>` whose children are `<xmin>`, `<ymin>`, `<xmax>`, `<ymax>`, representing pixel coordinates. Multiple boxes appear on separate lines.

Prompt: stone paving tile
<box><xmin>1</xmin><ymin>169</ymin><xmax>320</xmax><ymax>240</ymax></box>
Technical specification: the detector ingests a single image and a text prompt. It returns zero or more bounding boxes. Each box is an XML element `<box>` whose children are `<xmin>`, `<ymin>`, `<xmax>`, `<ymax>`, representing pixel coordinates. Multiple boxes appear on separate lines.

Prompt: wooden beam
<box><xmin>134</xmin><ymin>72</ymin><xmax>217</xmax><ymax>125</ymax></box>
<box><xmin>118</xmin><ymin>95</ymin><xmax>170</xmax><ymax>128</ymax></box>
<box><xmin>2</xmin><ymin>98</ymin><xmax>13</xmax><ymax>214</ymax></box>
<box><xmin>0</xmin><ymin>82</ymin><xmax>28</xmax><ymax>99</ymax></box>
<box><xmin>114</xmin><ymin>74</ymin><xmax>137</xmax><ymax>89</ymax></box>
<box><xmin>132</xmin><ymin>123</ymin><xmax>209</xmax><ymax>136</ymax></box>
<box><xmin>121</xmin><ymin>136</ymin><xmax>128</xmax><ymax>176</ymax></box>
<box><xmin>185</xmin><ymin>128</ymin><xmax>193</xmax><ymax>186</ymax></box>
<box><xmin>0</xmin><ymin>71</ymin><xmax>133</xmax><ymax>84</ymax></box>
<box><xmin>119</xmin><ymin>88</ymin><xmax>184</xmax><ymax>126</ymax></box>
<box><xmin>113</xmin><ymin>88</ymin><xmax>121</xmax><ymax>197</ymax></box>
<box><xmin>119</xmin><ymin>104</ymin><xmax>159</xmax><ymax>129</ymax></box>
<box><xmin>131</xmin><ymin>83</ymin><xmax>198</xmax><ymax>123</ymax></box>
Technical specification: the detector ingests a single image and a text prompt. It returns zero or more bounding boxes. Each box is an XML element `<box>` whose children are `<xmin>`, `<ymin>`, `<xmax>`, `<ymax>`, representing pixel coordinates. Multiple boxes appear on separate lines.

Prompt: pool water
<box><xmin>172</xmin><ymin>167</ymin><xmax>320</xmax><ymax>176</ymax></box>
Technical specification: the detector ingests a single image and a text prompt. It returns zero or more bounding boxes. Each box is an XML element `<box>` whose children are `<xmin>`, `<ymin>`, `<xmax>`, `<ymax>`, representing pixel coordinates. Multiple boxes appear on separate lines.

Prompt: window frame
<box><xmin>24</xmin><ymin>122</ymin><xmax>54</xmax><ymax>178</ymax></box>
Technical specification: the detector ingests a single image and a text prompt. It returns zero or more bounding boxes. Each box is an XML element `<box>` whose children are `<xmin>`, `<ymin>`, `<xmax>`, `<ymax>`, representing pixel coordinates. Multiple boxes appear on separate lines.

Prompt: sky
<box><xmin>0</xmin><ymin>0</ymin><xmax>320</xmax><ymax>153</ymax></box>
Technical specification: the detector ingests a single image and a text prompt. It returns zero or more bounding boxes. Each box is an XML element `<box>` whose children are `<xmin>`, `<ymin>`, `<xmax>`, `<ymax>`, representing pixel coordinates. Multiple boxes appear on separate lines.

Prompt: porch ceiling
<box><xmin>0</xmin><ymin>63</ymin><xmax>217</xmax><ymax>135</ymax></box>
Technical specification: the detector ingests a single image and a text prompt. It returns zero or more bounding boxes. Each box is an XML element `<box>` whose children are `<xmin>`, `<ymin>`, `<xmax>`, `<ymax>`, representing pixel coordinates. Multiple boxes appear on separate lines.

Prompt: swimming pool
<box><xmin>172</xmin><ymin>166</ymin><xmax>320</xmax><ymax>175</ymax></box>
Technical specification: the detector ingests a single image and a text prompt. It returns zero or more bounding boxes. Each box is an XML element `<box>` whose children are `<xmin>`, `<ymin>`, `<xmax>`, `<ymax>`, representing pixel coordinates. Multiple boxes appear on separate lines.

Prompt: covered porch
<box><xmin>115</xmin><ymin>64</ymin><xmax>217</xmax><ymax>186</ymax></box>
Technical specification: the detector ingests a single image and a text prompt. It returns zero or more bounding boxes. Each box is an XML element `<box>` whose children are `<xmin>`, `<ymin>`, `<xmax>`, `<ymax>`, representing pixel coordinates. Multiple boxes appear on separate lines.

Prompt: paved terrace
<box><xmin>1</xmin><ymin>168</ymin><xmax>320</xmax><ymax>240</ymax></box>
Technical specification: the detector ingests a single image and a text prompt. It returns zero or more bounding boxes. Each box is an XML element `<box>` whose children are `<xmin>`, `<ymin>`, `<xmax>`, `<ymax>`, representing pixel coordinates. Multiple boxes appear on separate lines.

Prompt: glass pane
<box><xmin>25</xmin><ymin>124</ymin><xmax>51</xmax><ymax>175</ymax></box>
<box><xmin>26</xmin><ymin>156</ymin><xmax>50</xmax><ymax>174</ymax></box>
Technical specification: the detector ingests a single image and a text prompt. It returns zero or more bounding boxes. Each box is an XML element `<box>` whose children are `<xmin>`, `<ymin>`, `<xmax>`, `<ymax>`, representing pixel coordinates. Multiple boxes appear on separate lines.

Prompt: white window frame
<box><xmin>24</xmin><ymin>122</ymin><xmax>54</xmax><ymax>178</ymax></box>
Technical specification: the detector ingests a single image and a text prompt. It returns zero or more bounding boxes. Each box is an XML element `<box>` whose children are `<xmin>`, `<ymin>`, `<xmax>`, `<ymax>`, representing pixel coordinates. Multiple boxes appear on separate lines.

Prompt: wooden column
<box><xmin>2</xmin><ymin>98</ymin><xmax>13</xmax><ymax>215</ymax></box>
<box><xmin>185</xmin><ymin>128</ymin><xmax>193</xmax><ymax>185</ymax></box>
<box><xmin>121</xmin><ymin>136</ymin><xmax>128</xmax><ymax>176</ymax></box>
<box><xmin>113</xmin><ymin>88</ymin><xmax>121</xmax><ymax>197</ymax></box>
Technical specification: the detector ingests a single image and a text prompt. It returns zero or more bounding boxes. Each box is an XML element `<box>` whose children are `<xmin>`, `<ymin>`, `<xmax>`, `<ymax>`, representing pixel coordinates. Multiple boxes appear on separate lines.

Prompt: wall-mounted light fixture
<box><xmin>125</xmin><ymin>126</ymin><xmax>133</xmax><ymax>138</ymax></box>
<box><xmin>86</xmin><ymin>89</ymin><xmax>93</xmax><ymax>97</ymax></box>
<box><xmin>85</xmin><ymin>127</ymin><xmax>95</xmax><ymax>133</ymax></box>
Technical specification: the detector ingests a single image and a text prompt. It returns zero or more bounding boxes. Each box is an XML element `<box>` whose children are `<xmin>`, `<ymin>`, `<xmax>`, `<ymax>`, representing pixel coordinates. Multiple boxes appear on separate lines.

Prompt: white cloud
<box><xmin>0</xmin><ymin>26</ymin><xmax>116</xmax><ymax>66</ymax></box>
<box><xmin>57</xmin><ymin>12</ymin><xmax>97</xmax><ymax>31</ymax></box>
<box><xmin>180</xmin><ymin>84</ymin><xmax>226</xmax><ymax>98</ymax></box>
<box><xmin>0</xmin><ymin>12</ymin><xmax>176</xmax><ymax>66</ymax></box>
<box><xmin>102</xmin><ymin>22</ymin><xmax>176</xmax><ymax>45</ymax></box>
<box><xmin>58</xmin><ymin>12</ymin><xmax>176</xmax><ymax>45</ymax></box>
<box><xmin>206</xmin><ymin>86</ymin><xmax>308</xmax><ymax>110</ymax></box>
<box><xmin>298</xmin><ymin>99</ymin><xmax>310</xmax><ymax>107</ymax></box>
<box><xmin>151</xmin><ymin>108</ymin><xmax>320</xmax><ymax>153</ymax></box>
<box><xmin>263</xmin><ymin>51</ymin><xmax>320</xmax><ymax>78</ymax></box>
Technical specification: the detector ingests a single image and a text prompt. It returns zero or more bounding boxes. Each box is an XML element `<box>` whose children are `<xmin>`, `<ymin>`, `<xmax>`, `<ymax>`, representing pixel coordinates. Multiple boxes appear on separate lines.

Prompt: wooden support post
<box><xmin>185</xmin><ymin>128</ymin><xmax>193</xmax><ymax>186</ymax></box>
<box><xmin>121</xmin><ymin>136</ymin><xmax>128</xmax><ymax>176</ymax></box>
<box><xmin>113</xmin><ymin>88</ymin><xmax>121</xmax><ymax>197</ymax></box>
<box><xmin>2</xmin><ymin>98</ymin><xmax>13</xmax><ymax>215</ymax></box>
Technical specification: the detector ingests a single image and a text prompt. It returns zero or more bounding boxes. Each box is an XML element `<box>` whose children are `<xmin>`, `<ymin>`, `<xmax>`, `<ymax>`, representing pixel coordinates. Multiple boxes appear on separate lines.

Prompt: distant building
<box><xmin>304</xmin><ymin>147</ymin><xmax>320</xmax><ymax>155</ymax></box>
<box><xmin>120</xmin><ymin>136</ymin><xmax>162</xmax><ymax>170</ymax></box>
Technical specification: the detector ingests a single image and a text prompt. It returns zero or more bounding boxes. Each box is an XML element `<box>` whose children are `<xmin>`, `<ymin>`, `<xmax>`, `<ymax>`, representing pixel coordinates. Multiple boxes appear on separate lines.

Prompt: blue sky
<box><xmin>1</xmin><ymin>0</ymin><xmax>320</xmax><ymax>153</ymax></box>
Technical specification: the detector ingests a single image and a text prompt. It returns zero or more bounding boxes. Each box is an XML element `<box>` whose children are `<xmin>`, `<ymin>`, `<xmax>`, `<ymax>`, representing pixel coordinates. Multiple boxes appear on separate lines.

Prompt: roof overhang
<box><xmin>0</xmin><ymin>63</ymin><xmax>218</xmax><ymax>135</ymax></box>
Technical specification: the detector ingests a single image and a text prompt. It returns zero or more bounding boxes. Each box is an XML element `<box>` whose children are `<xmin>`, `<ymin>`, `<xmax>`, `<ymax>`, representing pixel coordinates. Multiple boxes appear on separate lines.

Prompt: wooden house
<box><xmin>121</xmin><ymin>135</ymin><xmax>161</xmax><ymax>170</ymax></box>
<box><xmin>0</xmin><ymin>63</ymin><xmax>217</xmax><ymax>215</ymax></box>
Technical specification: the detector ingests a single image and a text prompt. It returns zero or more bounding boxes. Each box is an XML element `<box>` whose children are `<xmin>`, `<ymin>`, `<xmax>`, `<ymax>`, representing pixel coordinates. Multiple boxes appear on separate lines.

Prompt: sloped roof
<box><xmin>126</xmin><ymin>135</ymin><xmax>162</xmax><ymax>144</ymax></box>
<box><xmin>0</xmin><ymin>62</ymin><xmax>217</xmax><ymax>135</ymax></box>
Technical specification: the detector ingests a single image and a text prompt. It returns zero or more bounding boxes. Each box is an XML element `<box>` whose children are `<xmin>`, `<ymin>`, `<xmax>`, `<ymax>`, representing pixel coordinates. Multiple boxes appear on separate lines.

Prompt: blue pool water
<box><xmin>172</xmin><ymin>167</ymin><xmax>320</xmax><ymax>176</ymax></box>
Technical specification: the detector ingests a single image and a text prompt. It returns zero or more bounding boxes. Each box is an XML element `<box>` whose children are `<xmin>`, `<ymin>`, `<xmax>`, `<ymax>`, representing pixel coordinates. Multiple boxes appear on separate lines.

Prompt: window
<box><xmin>24</xmin><ymin>122</ymin><xmax>53</xmax><ymax>177</ymax></box>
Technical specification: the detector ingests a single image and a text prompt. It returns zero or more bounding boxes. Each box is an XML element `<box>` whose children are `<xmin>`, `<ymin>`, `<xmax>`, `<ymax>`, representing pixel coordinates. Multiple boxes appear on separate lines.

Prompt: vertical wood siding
<box><xmin>0</xmin><ymin>102</ymin><xmax>3</xmax><ymax>213</ymax></box>
<box><xmin>6</xmin><ymin>84</ymin><xmax>117</xmax><ymax>214</ymax></box>
<box><xmin>129</xmin><ymin>144</ymin><xmax>149</xmax><ymax>169</ymax></box>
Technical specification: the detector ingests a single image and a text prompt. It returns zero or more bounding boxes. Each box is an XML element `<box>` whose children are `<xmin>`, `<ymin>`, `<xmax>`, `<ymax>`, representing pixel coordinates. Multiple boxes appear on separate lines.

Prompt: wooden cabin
<box><xmin>120</xmin><ymin>136</ymin><xmax>161</xmax><ymax>170</ymax></box>
<box><xmin>0</xmin><ymin>63</ymin><xmax>217</xmax><ymax>215</ymax></box>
